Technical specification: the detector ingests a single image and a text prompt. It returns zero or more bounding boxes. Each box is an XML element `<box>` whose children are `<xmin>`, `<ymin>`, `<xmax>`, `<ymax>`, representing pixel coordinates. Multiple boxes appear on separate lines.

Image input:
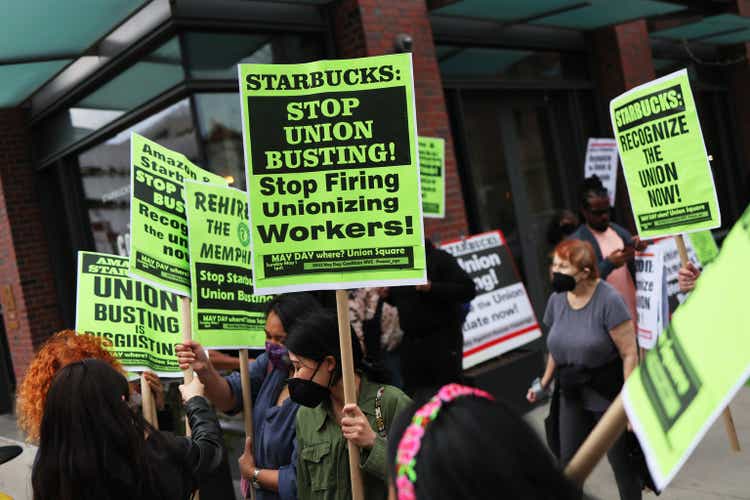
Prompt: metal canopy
<box><xmin>651</xmin><ymin>14</ymin><xmax>750</xmax><ymax>45</ymax></box>
<box><xmin>432</xmin><ymin>0</ymin><xmax>685</xmax><ymax>29</ymax></box>
<box><xmin>0</xmin><ymin>0</ymin><xmax>146</xmax><ymax>107</ymax></box>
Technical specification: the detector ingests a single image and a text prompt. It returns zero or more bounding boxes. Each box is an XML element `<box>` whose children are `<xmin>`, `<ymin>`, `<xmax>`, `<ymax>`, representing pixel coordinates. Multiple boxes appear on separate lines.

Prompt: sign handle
<box><xmin>181</xmin><ymin>296</ymin><xmax>201</xmax><ymax>499</ymax></box>
<box><xmin>141</xmin><ymin>372</ymin><xmax>159</xmax><ymax>429</ymax></box>
<box><xmin>335</xmin><ymin>290</ymin><xmax>365</xmax><ymax>500</ymax></box>
<box><xmin>564</xmin><ymin>395</ymin><xmax>628</xmax><ymax>484</ymax></box>
<box><xmin>674</xmin><ymin>235</ymin><xmax>740</xmax><ymax>452</ymax></box>
<box><xmin>239</xmin><ymin>349</ymin><xmax>257</xmax><ymax>500</ymax></box>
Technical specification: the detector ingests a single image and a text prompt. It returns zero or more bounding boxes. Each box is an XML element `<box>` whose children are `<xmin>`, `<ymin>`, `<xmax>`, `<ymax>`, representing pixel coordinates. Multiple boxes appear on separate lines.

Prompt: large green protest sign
<box><xmin>129</xmin><ymin>133</ymin><xmax>227</xmax><ymax>296</ymax></box>
<box><xmin>623</xmin><ymin>205</ymin><xmax>750</xmax><ymax>490</ymax></box>
<box><xmin>184</xmin><ymin>181</ymin><xmax>272</xmax><ymax>348</ymax></box>
<box><xmin>418</xmin><ymin>136</ymin><xmax>445</xmax><ymax>218</ymax></box>
<box><xmin>238</xmin><ymin>54</ymin><xmax>426</xmax><ymax>294</ymax></box>
<box><xmin>76</xmin><ymin>251</ymin><xmax>183</xmax><ymax>377</ymax></box>
<box><xmin>610</xmin><ymin>69</ymin><xmax>720</xmax><ymax>238</ymax></box>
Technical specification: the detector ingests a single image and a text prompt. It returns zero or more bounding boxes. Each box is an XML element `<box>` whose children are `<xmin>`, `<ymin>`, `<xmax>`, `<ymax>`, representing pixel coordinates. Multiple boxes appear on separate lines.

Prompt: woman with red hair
<box><xmin>17</xmin><ymin>330</ymin><xmax>123</xmax><ymax>443</ymax></box>
<box><xmin>527</xmin><ymin>239</ymin><xmax>641</xmax><ymax>500</ymax></box>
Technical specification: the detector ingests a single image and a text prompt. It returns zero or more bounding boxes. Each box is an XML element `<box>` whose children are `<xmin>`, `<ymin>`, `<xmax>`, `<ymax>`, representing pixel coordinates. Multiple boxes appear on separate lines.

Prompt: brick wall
<box><xmin>331</xmin><ymin>0</ymin><xmax>470</xmax><ymax>241</ymax></box>
<box><xmin>0</xmin><ymin>108</ymin><xmax>63</xmax><ymax>382</ymax></box>
<box><xmin>590</xmin><ymin>19</ymin><xmax>656</xmax><ymax>232</ymax></box>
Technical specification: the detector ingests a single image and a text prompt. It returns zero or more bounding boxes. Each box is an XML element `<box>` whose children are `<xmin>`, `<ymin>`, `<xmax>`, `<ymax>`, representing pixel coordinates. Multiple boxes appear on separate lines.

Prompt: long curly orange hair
<box><xmin>17</xmin><ymin>330</ymin><xmax>123</xmax><ymax>442</ymax></box>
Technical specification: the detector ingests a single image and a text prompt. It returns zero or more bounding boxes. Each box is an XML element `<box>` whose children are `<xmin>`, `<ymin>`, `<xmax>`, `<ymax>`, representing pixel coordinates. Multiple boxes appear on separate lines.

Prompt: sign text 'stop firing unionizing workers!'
<box><xmin>238</xmin><ymin>54</ymin><xmax>426</xmax><ymax>294</ymax></box>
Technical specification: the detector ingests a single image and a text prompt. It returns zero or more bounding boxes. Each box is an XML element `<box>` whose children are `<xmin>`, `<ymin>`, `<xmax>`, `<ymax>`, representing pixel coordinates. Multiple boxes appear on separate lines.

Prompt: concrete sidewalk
<box><xmin>0</xmin><ymin>388</ymin><xmax>748</xmax><ymax>499</ymax></box>
<box><xmin>525</xmin><ymin>386</ymin><xmax>750</xmax><ymax>499</ymax></box>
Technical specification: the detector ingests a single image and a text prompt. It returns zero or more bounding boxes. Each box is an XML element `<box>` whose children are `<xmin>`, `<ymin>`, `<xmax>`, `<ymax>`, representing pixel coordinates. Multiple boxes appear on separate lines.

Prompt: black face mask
<box><xmin>287</xmin><ymin>362</ymin><xmax>330</xmax><ymax>408</ymax></box>
<box><xmin>551</xmin><ymin>272</ymin><xmax>577</xmax><ymax>293</ymax></box>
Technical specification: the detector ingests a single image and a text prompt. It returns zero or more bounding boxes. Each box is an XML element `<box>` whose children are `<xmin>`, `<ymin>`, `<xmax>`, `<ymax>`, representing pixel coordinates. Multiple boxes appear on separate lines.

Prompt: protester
<box><xmin>569</xmin><ymin>176</ymin><xmax>647</xmax><ymax>322</ymax></box>
<box><xmin>678</xmin><ymin>262</ymin><xmax>702</xmax><ymax>293</ymax></box>
<box><xmin>349</xmin><ymin>287</ymin><xmax>404</xmax><ymax>386</ymax></box>
<box><xmin>547</xmin><ymin>209</ymin><xmax>580</xmax><ymax>250</ymax></box>
<box><xmin>385</xmin><ymin>238</ymin><xmax>475</xmax><ymax>397</ymax></box>
<box><xmin>527</xmin><ymin>239</ymin><xmax>641</xmax><ymax>500</ymax></box>
<box><xmin>177</xmin><ymin>292</ymin><xmax>321</xmax><ymax>500</ymax></box>
<box><xmin>388</xmin><ymin>383</ymin><xmax>583</xmax><ymax>500</ymax></box>
<box><xmin>31</xmin><ymin>358</ymin><xmax>223</xmax><ymax>500</ymax></box>
<box><xmin>286</xmin><ymin>309</ymin><xmax>411</xmax><ymax>500</ymax></box>
<box><xmin>17</xmin><ymin>330</ymin><xmax>123</xmax><ymax>443</ymax></box>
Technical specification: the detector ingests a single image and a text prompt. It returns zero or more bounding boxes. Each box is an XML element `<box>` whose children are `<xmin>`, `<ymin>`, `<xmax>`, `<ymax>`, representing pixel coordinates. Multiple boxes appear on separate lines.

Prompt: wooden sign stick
<box><xmin>675</xmin><ymin>235</ymin><xmax>740</xmax><ymax>452</ymax></box>
<box><xmin>141</xmin><ymin>372</ymin><xmax>158</xmax><ymax>429</ymax></box>
<box><xmin>335</xmin><ymin>290</ymin><xmax>365</xmax><ymax>500</ymax></box>
<box><xmin>239</xmin><ymin>349</ymin><xmax>257</xmax><ymax>500</ymax></box>
<box><xmin>565</xmin><ymin>395</ymin><xmax>628</xmax><ymax>484</ymax></box>
<box><xmin>180</xmin><ymin>296</ymin><xmax>200</xmax><ymax>500</ymax></box>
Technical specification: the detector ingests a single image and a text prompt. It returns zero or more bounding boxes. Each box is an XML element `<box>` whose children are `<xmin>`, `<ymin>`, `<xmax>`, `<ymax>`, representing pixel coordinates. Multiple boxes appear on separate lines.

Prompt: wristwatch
<box><xmin>252</xmin><ymin>468</ymin><xmax>261</xmax><ymax>489</ymax></box>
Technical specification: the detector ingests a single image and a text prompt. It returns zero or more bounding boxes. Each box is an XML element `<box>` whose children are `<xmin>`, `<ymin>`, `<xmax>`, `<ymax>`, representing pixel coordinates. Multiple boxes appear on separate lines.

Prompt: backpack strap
<box><xmin>374</xmin><ymin>386</ymin><xmax>386</xmax><ymax>437</ymax></box>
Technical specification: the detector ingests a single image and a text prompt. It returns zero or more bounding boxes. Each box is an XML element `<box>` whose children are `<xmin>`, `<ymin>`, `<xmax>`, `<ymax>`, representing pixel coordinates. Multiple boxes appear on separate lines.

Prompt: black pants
<box><xmin>559</xmin><ymin>394</ymin><xmax>642</xmax><ymax>500</ymax></box>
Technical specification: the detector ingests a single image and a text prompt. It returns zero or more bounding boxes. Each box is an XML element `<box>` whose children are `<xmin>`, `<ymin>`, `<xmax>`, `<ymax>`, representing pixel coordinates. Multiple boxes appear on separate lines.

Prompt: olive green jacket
<box><xmin>295</xmin><ymin>377</ymin><xmax>412</xmax><ymax>500</ymax></box>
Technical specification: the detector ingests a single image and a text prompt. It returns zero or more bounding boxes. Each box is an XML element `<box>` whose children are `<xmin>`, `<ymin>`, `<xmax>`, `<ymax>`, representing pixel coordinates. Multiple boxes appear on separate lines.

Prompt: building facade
<box><xmin>1</xmin><ymin>0</ymin><xmax>749</xmax><ymax>404</ymax></box>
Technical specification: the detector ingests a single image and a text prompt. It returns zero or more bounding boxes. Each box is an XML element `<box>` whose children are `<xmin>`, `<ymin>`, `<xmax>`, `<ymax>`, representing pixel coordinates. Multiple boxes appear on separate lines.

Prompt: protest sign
<box><xmin>184</xmin><ymin>181</ymin><xmax>271</xmax><ymax>349</ymax></box>
<box><xmin>418</xmin><ymin>136</ymin><xmax>445</xmax><ymax>218</ymax></box>
<box><xmin>635</xmin><ymin>247</ymin><xmax>667</xmax><ymax>350</ymax></box>
<box><xmin>76</xmin><ymin>251</ymin><xmax>183</xmax><ymax>377</ymax></box>
<box><xmin>688</xmin><ymin>231</ymin><xmax>719</xmax><ymax>266</ymax></box>
<box><xmin>623</xmin><ymin>205</ymin><xmax>750</xmax><ymax>490</ymax></box>
<box><xmin>441</xmin><ymin>231</ymin><xmax>541</xmax><ymax>369</ymax></box>
<box><xmin>129</xmin><ymin>132</ymin><xmax>227</xmax><ymax>296</ymax></box>
<box><xmin>584</xmin><ymin>138</ymin><xmax>618</xmax><ymax>207</ymax></box>
<box><xmin>610</xmin><ymin>69</ymin><xmax>720</xmax><ymax>238</ymax></box>
<box><xmin>238</xmin><ymin>54</ymin><xmax>426</xmax><ymax>295</ymax></box>
<box><xmin>650</xmin><ymin>237</ymin><xmax>698</xmax><ymax>315</ymax></box>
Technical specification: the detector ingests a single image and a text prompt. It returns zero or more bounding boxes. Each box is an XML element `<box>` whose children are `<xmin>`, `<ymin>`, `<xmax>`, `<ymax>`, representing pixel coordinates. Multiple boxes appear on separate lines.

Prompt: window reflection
<box><xmin>78</xmin><ymin>99</ymin><xmax>198</xmax><ymax>255</ymax></box>
<box><xmin>193</xmin><ymin>93</ymin><xmax>246</xmax><ymax>190</ymax></box>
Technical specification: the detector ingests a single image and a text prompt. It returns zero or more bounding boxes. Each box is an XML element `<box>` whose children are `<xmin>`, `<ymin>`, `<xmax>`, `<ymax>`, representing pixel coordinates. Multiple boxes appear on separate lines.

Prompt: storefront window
<box><xmin>184</xmin><ymin>31</ymin><xmax>325</xmax><ymax>79</ymax></box>
<box><xmin>36</xmin><ymin>37</ymin><xmax>184</xmax><ymax>164</ymax></box>
<box><xmin>437</xmin><ymin>46</ymin><xmax>589</xmax><ymax>81</ymax></box>
<box><xmin>78</xmin><ymin>99</ymin><xmax>198</xmax><ymax>255</ymax></box>
<box><xmin>193</xmin><ymin>93</ymin><xmax>246</xmax><ymax>189</ymax></box>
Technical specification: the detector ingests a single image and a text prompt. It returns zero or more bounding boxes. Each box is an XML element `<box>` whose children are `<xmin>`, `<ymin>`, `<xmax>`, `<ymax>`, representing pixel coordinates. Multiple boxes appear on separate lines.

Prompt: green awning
<box><xmin>0</xmin><ymin>0</ymin><xmax>146</xmax><ymax>107</ymax></box>
<box><xmin>651</xmin><ymin>14</ymin><xmax>750</xmax><ymax>45</ymax></box>
<box><xmin>433</xmin><ymin>0</ymin><xmax>685</xmax><ymax>29</ymax></box>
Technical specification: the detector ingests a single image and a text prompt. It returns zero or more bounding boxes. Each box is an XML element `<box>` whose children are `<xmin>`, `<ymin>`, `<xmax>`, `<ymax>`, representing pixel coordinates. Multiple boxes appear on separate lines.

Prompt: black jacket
<box><xmin>568</xmin><ymin>223</ymin><xmax>636</xmax><ymax>282</ymax></box>
<box><xmin>387</xmin><ymin>241</ymin><xmax>475</xmax><ymax>393</ymax></box>
<box><xmin>147</xmin><ymin>396</ymin><xmax>225</xmax><ymax>499</ymax></box>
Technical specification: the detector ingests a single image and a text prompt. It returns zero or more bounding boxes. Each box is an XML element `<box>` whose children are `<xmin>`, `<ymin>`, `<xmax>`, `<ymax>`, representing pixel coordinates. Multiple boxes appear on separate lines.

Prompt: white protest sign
<box><xmin>653</xmin><ymin>237</ymin><xmax>699</xmax><ymax>316</ymax></box>
<box><xmin>635</xmin><ymin>247</ymin><xmax>666</xmax><ymax>350</ymax></box>
<box><xmin>441</xmin><ymin>231</ymin><xmax>541</xmax><ymax>369</ymax></box>
<box><xmin>584</xmin><ymin>138</ymin><xmax>619</xmax><ymax>207</ymax></box>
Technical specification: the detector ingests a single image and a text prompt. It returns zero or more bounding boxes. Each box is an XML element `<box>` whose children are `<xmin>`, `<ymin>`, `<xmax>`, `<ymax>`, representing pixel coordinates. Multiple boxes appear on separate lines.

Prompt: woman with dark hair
<box><xmin>176</xmin><ymin>292</ymin><xmax>321</xmax><ymax>499</ymax></box>
<box><xmin>286</xmin><ymin>309</ymin><xmax>411</xmax><ymax>500</ymax></box>
<box><xmin>528</xmin><ymin>239</ymin><xmax>641</xmax><ymax>500</ymax></box>
<box><xmin>387</xmin><ymin>383</ymin><xmax>583</xmax><ymax>500</ymax></box>
<box><xmin>32</xmin><ymin>358</ymin><xmax>222</xmax><ymax>500</ymax></box>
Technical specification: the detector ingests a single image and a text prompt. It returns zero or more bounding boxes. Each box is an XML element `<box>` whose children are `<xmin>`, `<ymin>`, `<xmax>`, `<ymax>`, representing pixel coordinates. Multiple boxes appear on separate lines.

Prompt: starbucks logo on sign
<box><xmin>238</xmin><ymin>222</ymin><xmax>250</xmax><ymax>247</ymax></box>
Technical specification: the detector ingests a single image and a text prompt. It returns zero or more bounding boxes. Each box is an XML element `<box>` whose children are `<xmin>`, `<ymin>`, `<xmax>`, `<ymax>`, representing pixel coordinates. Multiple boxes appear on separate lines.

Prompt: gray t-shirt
<box><xmin>544</xmin><ymin>280</ymin><xmax>631</xmax><ymax>368</ymax></box>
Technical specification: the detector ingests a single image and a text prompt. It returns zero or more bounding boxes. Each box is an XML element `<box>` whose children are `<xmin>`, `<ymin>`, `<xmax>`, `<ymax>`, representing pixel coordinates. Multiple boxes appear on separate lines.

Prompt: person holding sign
<box><xmin>287</xmin><ymin>309</ymin><xmax>411</xmax><ymax>500</ymax></box>
<box><xmin>32</xmin><ymin>359</ymin><xmax>223</xmax><ymax>500</ymax></box>
<box><xmin>569</xmin><ymin>176</ymin><xmax>648</xmax><ymax>322</ymax></box>
<box><xmin>527</xmin><ymin>239</ymin><xmax>641</xmax><ymax>500</ymax></box>
<box><xmin>677</xmin><ymin>262</ymin><xmax>701</xmax><ymax>293</ymax></box>
<box><xmin>177</xmin><ymin>293</ymin><xmax>322</xmax><ymax>499</ymax></box>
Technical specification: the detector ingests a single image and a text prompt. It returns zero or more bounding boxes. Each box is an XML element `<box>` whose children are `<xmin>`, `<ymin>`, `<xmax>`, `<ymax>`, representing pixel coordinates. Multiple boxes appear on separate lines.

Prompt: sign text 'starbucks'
<box><xmin>610</xmin><ymin>70</ymin><xmax>720</xmax><ymax>237</ymax></box>
<box><xmin>238</xmin><ymin>54</ymin><xmax>426</xmax><ymax>294</ymax></box>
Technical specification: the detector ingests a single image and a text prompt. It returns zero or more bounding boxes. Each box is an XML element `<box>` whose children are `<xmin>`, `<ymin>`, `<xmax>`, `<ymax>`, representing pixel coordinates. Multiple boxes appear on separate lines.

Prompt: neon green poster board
<box><xmin>687</xmin><ymin>231</ymin><xmax>719</xmax><ymax>266</ymax></box>
<box><xmin>75</xmin><ymin>251</ymin><xmax>184</xmax><ymax>377</ymax></box>
<box><xmin>129</xmin><ymin>132</ymin><xmax>227</xmax><ymax>296</ymax></box>
<box><xmin>623</xmin><ymin>205</ymin><xmax>750</xmax><ymax>490</ymax></box>
<box><xmin>238</xmin><ymin>54</ymin><xmax>426</xmax><ymax>294</ymax></box>
<box><xmin>418</xmin><ymin>136</ymin><xmax>445</xmax><ymax>218</ymax></box>
<box><xmin>610</xmin><ymin>69</ymin><xmax>720</xmax><ymax>238</ymax></box>
<box><xmin>184</xmin><ymin>181</ymin><xmax>271</xmax><ymax>349</ymax></box>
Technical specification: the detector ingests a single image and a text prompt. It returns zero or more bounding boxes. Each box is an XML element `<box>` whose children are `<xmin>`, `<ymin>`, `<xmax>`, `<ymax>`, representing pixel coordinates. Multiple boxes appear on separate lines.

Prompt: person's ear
<box><xmin>324</xmin><ymin>355</ymin><xmax>336</xmax><ymax>374</ymax></box>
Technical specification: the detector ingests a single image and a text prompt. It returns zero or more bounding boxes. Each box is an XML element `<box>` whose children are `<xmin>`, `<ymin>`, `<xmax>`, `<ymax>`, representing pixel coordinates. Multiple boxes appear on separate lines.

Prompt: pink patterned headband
<box><xmin>395</xmin><ymin>383</ymin><xmax>494</xmax><ymax>500</ymax></box>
